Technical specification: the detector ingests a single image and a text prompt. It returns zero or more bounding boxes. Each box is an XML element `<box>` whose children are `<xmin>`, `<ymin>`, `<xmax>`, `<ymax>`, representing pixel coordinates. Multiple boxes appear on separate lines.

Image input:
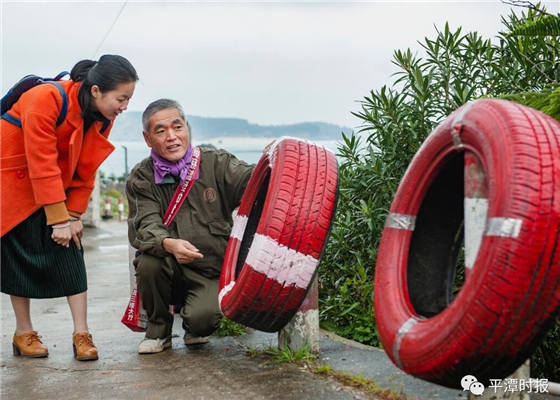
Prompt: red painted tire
<box><xmin>374</xmin><ymin>99</ymin><xmax>560</xmax><ymax>388</ymax></box>
<box><xmin>219</xmin><ymin>137</ymin><xmax>338</xmax><ymax>332</ymax></box>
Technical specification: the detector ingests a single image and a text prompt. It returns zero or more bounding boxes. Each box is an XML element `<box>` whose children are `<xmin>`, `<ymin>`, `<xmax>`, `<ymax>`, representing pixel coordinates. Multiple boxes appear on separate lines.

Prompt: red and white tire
<box><xmin>219</xmin><ymin>137</ymin><xmax>338</xmax><ymax>332</ymax></box>
<box><xmin>374</xmin><ymin>99</ymin><xmax>560</xmax><ymax>388</ymax></box>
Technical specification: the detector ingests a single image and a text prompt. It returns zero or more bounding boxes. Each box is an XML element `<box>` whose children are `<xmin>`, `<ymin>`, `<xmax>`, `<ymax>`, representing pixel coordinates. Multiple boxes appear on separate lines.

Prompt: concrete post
<box><xmin>465</xmin><ymin>152</ymin><xmax>529</xmax><ymax>400</ymax></box>
<box><xmin>103</xmin><ymin>197</ymin><xmax>113</xmax><ymax>219</ymax></box>
<box><xmin>118</xmin><ymin>198</ymin><xmax>125</xmax><ymax>221</ymax></box>
<box><xmin>82</xmin><ymin>171</ymin><xmax>101</xmax><ymax>228</ymax></box>
<box><xmin>278</xmin><ymin>275</ymin><xmax>319</xmax><ymax>353</ymax></box>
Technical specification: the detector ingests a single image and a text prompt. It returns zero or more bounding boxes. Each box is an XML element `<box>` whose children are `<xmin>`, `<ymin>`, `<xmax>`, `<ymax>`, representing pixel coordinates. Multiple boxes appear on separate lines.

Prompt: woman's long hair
<box><xmin>71</xmin><ymin>54</ymin><xmax>138</xmax><ymax>131</ymax></box>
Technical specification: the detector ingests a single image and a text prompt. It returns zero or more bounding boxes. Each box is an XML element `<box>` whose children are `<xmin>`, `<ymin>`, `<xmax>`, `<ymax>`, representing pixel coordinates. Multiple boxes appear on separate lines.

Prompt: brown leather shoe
<box><xmin>12</xmin><ymin>330</ymin><xmax>48</xmax><ymax>358</ymax></box>
<box><xmin>73</xmin><ymin>332</ymin><xmax>98</xmax><ymax>361</ymax></box>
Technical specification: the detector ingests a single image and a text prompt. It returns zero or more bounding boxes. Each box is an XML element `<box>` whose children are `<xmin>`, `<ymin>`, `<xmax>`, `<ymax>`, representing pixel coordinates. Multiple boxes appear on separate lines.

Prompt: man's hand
<box><xmin>163</xmin><ymin>238</ymin><xmax>204</xmax><ymax>264</ymax></box>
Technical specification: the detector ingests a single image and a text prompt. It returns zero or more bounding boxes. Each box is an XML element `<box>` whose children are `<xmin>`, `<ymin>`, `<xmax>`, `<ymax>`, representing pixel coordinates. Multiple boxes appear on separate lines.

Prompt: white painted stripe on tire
<box><xmin>246</xmin><ymin>233</ymin><xmax>318</xmax><ymax>289</ymax></box>
<box><xmin>230</xmin><ymin>214</ymin><xmax>248</xmax><ymax>240</ymax></box>
<box><xmin>218</xmin><ymin>281</ymin><xmax>236</xmax><ymax>311</ymax></box>
<box><xmin>451</xmin><ymin>100</ymin><xmax>475</xmax><ymax>129</ymax></box>
<box><xmin>393</xmin><ymin>317</ymin><xmax>419</xmax><ymax>369</ymax></box>
<box><xmin>450</xmin><ymin>101</ymin><xmax>475</xmax><ymax>149</ymax></box>
<box><xmin>464</xmin><ymin>197</ymin><xmax>489</xmax><ymax>270</ymax></box>
<box><xmin>485</xmin><ymin>217</ymin><xmax>523</xmax><ymax>238</ymax></box>
<box><xmin>385</xmin><ymin>213</ymin><xmax>416</xmax><ymax>231</ymax></box>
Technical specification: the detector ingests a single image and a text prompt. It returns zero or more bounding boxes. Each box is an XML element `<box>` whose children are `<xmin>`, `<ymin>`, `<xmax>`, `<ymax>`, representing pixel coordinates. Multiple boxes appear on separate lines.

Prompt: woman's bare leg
<box><xmin>67</xmin><ymin>291</ymin><xmax>88</xmax><ymax>333</ymax></box>
<box><xmin>11</xmin><ymin>295</ymin><xmax>33</xmax><ymax>335</ymax></box>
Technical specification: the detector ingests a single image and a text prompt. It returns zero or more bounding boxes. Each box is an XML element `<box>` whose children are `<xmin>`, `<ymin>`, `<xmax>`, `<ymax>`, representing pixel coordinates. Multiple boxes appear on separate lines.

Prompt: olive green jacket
<box><xmin>126</xmin><ymin>147</ymin><xmax>254</xmax><ymax>279</ymax></box>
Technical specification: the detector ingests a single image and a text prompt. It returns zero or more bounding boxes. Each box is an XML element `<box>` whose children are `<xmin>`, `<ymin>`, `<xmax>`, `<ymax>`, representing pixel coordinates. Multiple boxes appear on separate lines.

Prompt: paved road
<box><xmin>4</xmin><ymin>219</ymin><xmax>538</xmax><ymax>400</ymax></box>
<box><xmin>0</xmin><ymin>220</ymin><xmax>370</xmax><ymax>400</ymax></box>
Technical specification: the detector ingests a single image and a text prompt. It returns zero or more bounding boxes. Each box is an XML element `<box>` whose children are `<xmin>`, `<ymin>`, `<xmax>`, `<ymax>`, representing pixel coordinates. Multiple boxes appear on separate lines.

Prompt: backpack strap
<box><xmin>48</xmin><ymin>81</ymin><xmax>68</xmax><ymax>127</ymax></box>
<box><xmin>1</xmin><ymin>80</ymin><xmax>68</xmax><ymax>128</ymax></box>
<box><xmin>1</xmin><ymin>113</ymin><xmax>22</xmax><ymax>127</ymax></box>
<box><xmin>53</xmin><ymin>71</ymin><xmax>69</xmax><ymax>81</ymax></box>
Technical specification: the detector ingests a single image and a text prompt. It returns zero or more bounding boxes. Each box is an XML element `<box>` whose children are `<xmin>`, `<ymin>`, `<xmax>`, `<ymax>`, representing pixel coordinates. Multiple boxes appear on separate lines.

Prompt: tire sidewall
<box><xmin>374</xmin><ymin>100</ymin><xmax>520</xmax><ymax>374</ymax></box>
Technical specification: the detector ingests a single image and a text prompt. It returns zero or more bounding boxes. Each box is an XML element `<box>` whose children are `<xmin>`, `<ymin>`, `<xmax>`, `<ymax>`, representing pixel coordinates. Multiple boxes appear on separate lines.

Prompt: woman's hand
<box><xmin>51</xmin><ymin>222</ymin><xmax>72</xmax><ymax>248</ymax></box>
<box><xmin>70</xmin><ymin>219</ymin><xmax>83</xmax><ymax>250</ymax></box>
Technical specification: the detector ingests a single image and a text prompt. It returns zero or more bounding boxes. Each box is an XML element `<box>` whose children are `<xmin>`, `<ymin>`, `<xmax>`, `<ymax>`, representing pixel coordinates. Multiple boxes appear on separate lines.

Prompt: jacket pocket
<box><xmin>0</xmin><ymin>154</ymin><xmax>27</xmax><ymax>170</ymax></box>
<box><xmin>208</xmin><ymin>220</ymin><xmax>232</xmax><ymax>238</ymax></box>
<box><xmin>1</xmin><ymin>154</ymin><xmax>29</xmax><ymax>180</ymax></box>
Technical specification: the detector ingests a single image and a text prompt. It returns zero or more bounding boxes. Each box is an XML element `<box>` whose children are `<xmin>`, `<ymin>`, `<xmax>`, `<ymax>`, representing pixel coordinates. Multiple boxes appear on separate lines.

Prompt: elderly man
<box><xmin>126</xmin><ymin>99</ymin><xmax>253</xmax><ymax>354</ymax></box>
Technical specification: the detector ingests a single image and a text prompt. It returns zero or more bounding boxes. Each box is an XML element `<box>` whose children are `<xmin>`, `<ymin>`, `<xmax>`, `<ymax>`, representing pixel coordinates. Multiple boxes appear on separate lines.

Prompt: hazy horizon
<box><xmin>4</xmin><ymin>1</ymin><xmax>559</xmax><ymax>129</ymax></box>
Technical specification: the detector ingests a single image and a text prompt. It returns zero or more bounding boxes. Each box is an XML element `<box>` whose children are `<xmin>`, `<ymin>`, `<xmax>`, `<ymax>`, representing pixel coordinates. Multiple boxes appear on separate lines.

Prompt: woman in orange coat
<box><xmin>1</xmin><ymin>55</ymin><xmax>138</xmax><ymax>360</ymax></box>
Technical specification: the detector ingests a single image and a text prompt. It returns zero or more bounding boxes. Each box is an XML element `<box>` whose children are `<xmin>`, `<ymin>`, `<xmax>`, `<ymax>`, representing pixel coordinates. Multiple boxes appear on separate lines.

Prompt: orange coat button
<box><xmin>16</xmin><ymin>169</ymin><xmax>25</xmax><ymax>179</ymax></box>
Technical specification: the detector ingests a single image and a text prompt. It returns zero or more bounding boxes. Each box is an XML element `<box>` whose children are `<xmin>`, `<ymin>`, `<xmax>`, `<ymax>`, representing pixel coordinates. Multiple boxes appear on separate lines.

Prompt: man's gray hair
<box><xmin>142</xmin><ymin>98</ymin><xmax>189</xmax><ymax>132</ymax></box>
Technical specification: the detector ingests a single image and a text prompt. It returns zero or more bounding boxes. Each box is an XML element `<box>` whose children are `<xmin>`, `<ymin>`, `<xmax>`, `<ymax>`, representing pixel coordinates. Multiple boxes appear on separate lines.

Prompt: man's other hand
<box><xmin>163</xmin><ymin>238</ymin><xmax>204</xmax><ymax>264</ymax></box>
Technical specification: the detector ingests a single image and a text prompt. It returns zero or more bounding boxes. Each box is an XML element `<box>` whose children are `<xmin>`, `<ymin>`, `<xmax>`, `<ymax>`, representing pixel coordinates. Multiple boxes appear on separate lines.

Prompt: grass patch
<box><xmin>313</xmin><ymin>365</ymin><xmax>409</xmax><ymax>400</ymax></box>
<box><xmin>245</xmin><ymin>345</ymin><xmax>261</xmax><ymax>358</ymax></box>
<box><xmin>245</xmin><ymin>345</ymin><xmax>410</xmax><ymax>399</ymax></box>
<box><xmin>263</xmin><ymin>345</ymin><xmax>317</xmax><ymax>364</ymax></box>
<box><xmin>245</xmin><ymin>344</ymin><xmax>316</xmax><ymax>364</ymax></box>
<box><xmin>214</xmin><ymin>317</ymin><xmax>247</xmax><ymax>337</ymax></box>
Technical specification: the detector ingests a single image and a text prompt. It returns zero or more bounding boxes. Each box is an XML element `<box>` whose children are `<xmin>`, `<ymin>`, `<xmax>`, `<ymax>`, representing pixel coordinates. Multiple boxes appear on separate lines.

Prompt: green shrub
<box><xmin>319</xmin><ymin>4</ymin><xmax>560</xmax><ymax>378</ymax></box>
<box><xmin>531</xmin><ymin>319</ymin><xmax>560</xmax><ymax>381</ymax></box>
<box><xmin>100</xmin><ymin>189</ymin><xmax>128</xmax><ymax>217</ymax></box>
<box><xmin>103</xmin><ymin>188</ymin><xmax>122</xmax><ymax>199</ymax></box>
<box><xmin>499</xmin><ymin>86</ymin><xmax>560</xmax><ymax>122</ymax></box>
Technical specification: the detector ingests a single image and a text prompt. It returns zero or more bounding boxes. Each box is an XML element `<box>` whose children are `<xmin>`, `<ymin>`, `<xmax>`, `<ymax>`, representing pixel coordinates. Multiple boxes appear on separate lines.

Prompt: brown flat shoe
<box><xmin>73</xmin><ymin>332</ymin><xmax>98</xmax><ymax>361</ymax></box>
<box><xmin>13</xmin><ymin>330</ymin><xmax>48</xmax><ymax>358</ymax></box>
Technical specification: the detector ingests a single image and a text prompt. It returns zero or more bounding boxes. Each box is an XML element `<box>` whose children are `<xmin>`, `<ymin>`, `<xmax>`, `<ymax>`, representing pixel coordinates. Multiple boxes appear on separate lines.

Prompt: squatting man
<box><xmin>126</xmin><ymin>99</ymin><xmax>253</xmax><ymax>353</ymax></box>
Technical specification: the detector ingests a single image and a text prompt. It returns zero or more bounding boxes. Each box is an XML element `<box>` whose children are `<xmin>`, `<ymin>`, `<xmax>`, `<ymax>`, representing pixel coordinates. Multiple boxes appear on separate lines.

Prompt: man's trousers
<box><xmin>134</xmin><ymin>253</ymin><xmax>222</xmax><ymax>339</ymax></box>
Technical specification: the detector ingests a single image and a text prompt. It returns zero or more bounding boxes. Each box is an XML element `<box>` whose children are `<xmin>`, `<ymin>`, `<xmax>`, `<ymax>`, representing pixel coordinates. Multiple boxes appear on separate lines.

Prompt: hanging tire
<box><xmin>374</xmin><ymin>99</ymin><xmax>560</xmax><ymax>388</ymax></box>
<box><xmin>219</xmin><ymin>137</ymin><xmax>338</xmax><ymax>332</ymax></box>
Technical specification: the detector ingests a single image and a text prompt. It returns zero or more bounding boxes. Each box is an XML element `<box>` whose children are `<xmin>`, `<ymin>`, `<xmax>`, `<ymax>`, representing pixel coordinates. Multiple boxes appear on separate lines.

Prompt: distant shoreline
<box><xmin>99</xmin><ymin>137</ymin><xmax>341</xmax><ymax>178</ymax></box>
<box><xmin>109</xmin><ymin>111</ymin><xmax>353</xmax><ymax>142</ymax></box>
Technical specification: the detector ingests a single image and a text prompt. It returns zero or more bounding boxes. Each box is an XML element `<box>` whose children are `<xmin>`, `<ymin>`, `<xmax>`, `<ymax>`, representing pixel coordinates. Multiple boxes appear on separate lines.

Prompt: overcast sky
<box><xmin>2</xmin><ymin>1</ymin><xmax>559</xmax><ymax>128</ymax></box>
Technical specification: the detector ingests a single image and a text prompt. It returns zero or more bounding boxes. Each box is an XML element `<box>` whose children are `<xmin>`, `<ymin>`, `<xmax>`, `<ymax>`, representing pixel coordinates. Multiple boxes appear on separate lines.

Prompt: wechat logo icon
<box><xmin>461</xmin><ymin>375</ymin><xmax>485</xmax><ymax>396</ymax></box>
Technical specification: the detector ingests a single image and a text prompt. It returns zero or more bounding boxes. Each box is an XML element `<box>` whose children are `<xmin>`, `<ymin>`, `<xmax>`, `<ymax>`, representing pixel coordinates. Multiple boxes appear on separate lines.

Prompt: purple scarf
<box><xmin>151</xmin><ymin>145</ymin><xmax>198</xmax><ymax>184</ymax></box>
